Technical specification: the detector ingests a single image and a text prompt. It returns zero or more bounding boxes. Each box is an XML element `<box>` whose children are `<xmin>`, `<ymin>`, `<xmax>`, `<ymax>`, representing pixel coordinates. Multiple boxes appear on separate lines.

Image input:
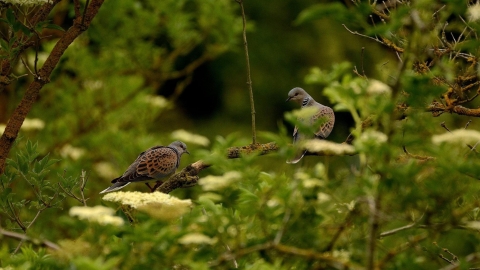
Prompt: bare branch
<box><xmin>0</xmin><ymin>227</ymin><xmax>60</xmax><ymax>250</ymax></box>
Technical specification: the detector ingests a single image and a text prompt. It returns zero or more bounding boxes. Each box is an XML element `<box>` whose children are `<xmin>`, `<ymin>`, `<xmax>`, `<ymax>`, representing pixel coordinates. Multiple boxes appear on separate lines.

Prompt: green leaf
<box><xmin>44</xmin><ymin>23</ymin><xmax>64</xmax><ymax>32</ymax></box>
<box><xmin>18</xmin><ymin>23</ymin><xmax>32</xmax><ymax>37</ymax></box>
<box><xmin>295</xmin><ymin>3</ymin><xmax>349</xmax><ymax>25</ymax></box>
<box><xmin>6</xmin><ymin>9</ymin><xmax>15</xmax><ymax>25</ymax></box>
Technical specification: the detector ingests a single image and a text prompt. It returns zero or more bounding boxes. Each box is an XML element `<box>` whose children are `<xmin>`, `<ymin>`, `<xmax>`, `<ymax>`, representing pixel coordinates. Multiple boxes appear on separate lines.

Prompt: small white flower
<box><xmin>332</xmin><ymin>250</ymin><xmax>350</xmax><ymax>263</ymax></box>
<box><xmin>21</xmin><ymin>118</ymin><xmax>45</xmax><ymax>131</ymax></box>
<box><xmin>143</xmin><ymin>95</ymin><xmax>169</xmax><ymax>108</ymax></box>
<box><xmin>302</xmin><ymin>178</ymin><xmax>324</xmax><ymax>188</ymax></box>
<box><xmin>465</xmin><ymin>221</ymin><xmax>480</xmax><ymax>230</ymax></box>
<box><xmin>93</xmin><ymin>162</ymin><xmax>118</xmax><ymax>179</ymax></box>
<box><xmin>317</xmin><ymin>192</ymin><xmax>331</xmax><ymax>203</ymax></box>
<box><xmin>171</xmin><ymin>129</ymin><xmax>210</xmax><ymax>147</ymax></box>
<box><xmin>468</xmin><ymin>3</ymin><xmax>480</xmax><ymax>22</ymax></box>
<box><xmin>355</xmin><ymin>130</ymin><xmax>388</xmax><ymax>151</ymax></box>
<box><xmin>84</xmin><ymin>80</ymin><xmax>104</xmax><ymax>91</ymax></box>
<box><xmin>60</xmin><ymin>144</ymin><xmax>85</xmax><ymax>160</ymax></box>
<box><xmin>69</xmin><ymin>206</ymin><xmax>124</xmax><ymax>226</ymax></box>
<box><xmin>367</xmin><ymin>79</ymin><xmax>391</xmax><ymax>95</ymax></box>
<box><xmin>199</xmin><ymin>171</ymin><xmax>242</xmax><ymax>191</ymax></box>
<box><xmin>178</xmin><ymin>233</ymin><xmax>217</xmax><ymax>245</ymax></box>
<box><xmin>432</xmin><ymin>129</ymin><xmax>480</xmax><ymax>145</ymax></box>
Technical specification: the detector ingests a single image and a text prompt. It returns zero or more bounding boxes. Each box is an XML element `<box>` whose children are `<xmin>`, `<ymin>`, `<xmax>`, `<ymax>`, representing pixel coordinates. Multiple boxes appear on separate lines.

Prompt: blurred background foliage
<box><xmin>2</xmin><ymin>0</ymin><xmax>480</xmax><ymax>269</ymax></box>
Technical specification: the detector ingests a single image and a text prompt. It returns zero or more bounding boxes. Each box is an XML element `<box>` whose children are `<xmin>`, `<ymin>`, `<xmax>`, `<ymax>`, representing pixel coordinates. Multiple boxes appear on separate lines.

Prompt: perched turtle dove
<box><xmin>286</xmin><ymin>87</ymin><xmax>335</xmax><ymax>164</ymax></box>
<box><xmin>99</xmin><ymin>141</ymin><xmax>189</xmax><ymax>194</ymax></box>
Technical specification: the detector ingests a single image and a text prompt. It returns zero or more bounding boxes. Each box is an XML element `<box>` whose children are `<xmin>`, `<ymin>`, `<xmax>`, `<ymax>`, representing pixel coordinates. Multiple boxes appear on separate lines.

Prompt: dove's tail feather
<box><xmin>286</xmin><ymin>150</ymin><xmax>307</xmax><ymax>164</ymax></box>
<box><xmin>99</xmin><ymin>181</ymin><xmax>130</xmax><ymax>194</ymax></box>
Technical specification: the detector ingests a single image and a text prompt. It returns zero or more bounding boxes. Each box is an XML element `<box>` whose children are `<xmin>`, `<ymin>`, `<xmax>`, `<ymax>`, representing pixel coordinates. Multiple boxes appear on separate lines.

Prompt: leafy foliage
<box><xmin>3</xmin><ymin>0</ymin><xmax>480</xmax><ymax>269</ymax></box>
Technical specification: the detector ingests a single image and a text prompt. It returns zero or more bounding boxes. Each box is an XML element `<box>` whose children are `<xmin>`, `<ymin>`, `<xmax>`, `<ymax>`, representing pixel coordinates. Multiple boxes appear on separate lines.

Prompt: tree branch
<box><xmin>0</xmin><ymin>227</ymin><xmax>60</xmax><ymax>250</ymax></box>
<box><xmin>427</xmin><ymin>101</ymin><xmax>480</xmax><ymax>117</ymax></box>
<box><xmin>0</xmin><ymin>0</ymin><xmax>105</xmax><ymax>175</ymax></box>
<box><xmin>155</xmin><ymin>141</ymin><xmax>355</xmax><ymax>193</ymax></box>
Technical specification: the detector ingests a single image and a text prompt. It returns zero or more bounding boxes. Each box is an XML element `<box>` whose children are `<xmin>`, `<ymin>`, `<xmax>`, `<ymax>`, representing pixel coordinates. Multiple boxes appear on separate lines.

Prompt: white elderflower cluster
<box><xmin>199</xmin><ymin>171</ymin><xmax>242</xmax><ymax>191</ymax></box>
<box><xmin>355</xmin><ymin>130</ymin><xmax>388</xmax><ymax>151</ymax></box>
<box><xmin>21</xmin><ymin>118</ymin><xmax>45</xmax><ymax>131</ymax></box>
<box><xmin>367</xmin><ymin>79</ymin><xmax>391</xmax><ymax>95</ymax></box>
<box><xmin>171</xmin><ymin>129</ymin><xmax>210</xmax><ymax>147</ymax></box>
<box><xmin>303</xmin><ymin>140</ymin><xmax>355</xmax><ymax>155</ymax></box>
<box><xmin>468</xmin><ymin>3</ymin><xmax>480</xmax><ymax>22</ymax></box>
<box><xmin>294</xmin><ymin>170</ymin><xmax>323</xmax><ymax>188</ymax></box>
<box><xmin>69</xmin><ymin>206</ymin><xmax>124</xmax><ymax>226</ymax></box>
<box><xmin>143</xmin><ymin>95</ymin><xmax>169</xmax><ymax>108</ymax></box>
<box><xmin>102</xmin><ymin>191</ymin><xmax>192</xmax><ymax>221</ymax></box>
<box><xmin>432</xmin><ymin>129</ymin><xmax>480</xmax><ymax>145</ymax></box>
<box><xmin>178</xmin><ymin>233</ymin><xmax>217</xmax><ymax>245</ymax></box>
<box><xmin>60</xmin><ymin>144</ymin><xmax>85</xmax><ymax>160</ymax></box>
<box><xmin>2</xmin><ymin>0</ymin><xmax>51</xmax><ymax>6</ymax></box>
<box><xmin>93</xmin><ymin>161</ymin><xmax>118</xmax><ymax>179</ymax></box>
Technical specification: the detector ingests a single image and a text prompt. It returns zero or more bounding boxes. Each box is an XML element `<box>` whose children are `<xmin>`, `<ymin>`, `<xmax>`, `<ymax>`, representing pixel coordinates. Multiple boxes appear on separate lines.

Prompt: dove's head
<box><xmin>169</xmin><ymin>141</ymin><xmax>190</xmax><ymax>156</ymax></box>
<box><xmin>286</xmin><ymin>87</ymin><xmax>310</xmax><ymax>104</ymax></box>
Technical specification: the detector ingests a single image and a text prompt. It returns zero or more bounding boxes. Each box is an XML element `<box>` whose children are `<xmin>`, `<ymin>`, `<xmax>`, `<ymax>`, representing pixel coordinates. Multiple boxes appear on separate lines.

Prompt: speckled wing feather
<box><xmin>136</xmin><ymin>147</ymin><xmax>179</xmax><ymax>178</ymax></box>
<box><xmin>312</xmin><ymin>104</ymin><xmax>335</xmax><ymax>139</ymax></box>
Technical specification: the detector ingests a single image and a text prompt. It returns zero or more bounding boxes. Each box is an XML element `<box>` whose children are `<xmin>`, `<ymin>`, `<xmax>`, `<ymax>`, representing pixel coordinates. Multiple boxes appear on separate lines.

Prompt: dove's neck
<box><xmin>301</xmin><ymin>96</ymin><xmax>313</xmax><ymax>107</ymax></box>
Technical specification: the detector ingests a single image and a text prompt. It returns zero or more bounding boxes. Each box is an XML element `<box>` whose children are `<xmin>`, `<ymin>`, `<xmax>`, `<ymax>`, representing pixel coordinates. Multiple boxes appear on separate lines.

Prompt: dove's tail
<box><xmin>286</xmin><ymin>150</ymin><xmax>307</xmax><ymax>164</ymax></box>
<box><xmin>99</xmin><ymin>181</ymin><xmax>130</xmax><ymax>194</ymax></box>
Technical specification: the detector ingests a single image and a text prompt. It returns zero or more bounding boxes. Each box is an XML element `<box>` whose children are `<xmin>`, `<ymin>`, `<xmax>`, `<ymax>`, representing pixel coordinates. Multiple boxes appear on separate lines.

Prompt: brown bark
<box><xmin>0</xmin><ymin>0</ymin><xmax>105</xmax><ymax>175</ymax></box>
<box><xmin>427</xmin><ymin>102</ymin><xmax>480</xmax><ymax>117</ymax></box>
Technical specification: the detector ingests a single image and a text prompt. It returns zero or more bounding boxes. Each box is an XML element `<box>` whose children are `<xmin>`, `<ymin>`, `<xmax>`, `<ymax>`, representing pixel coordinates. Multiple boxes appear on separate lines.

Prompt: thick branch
<box><xmin>427</xmin><ymin>102</ymin><xmax>480</xmax><ymax>117</ymax></box>
<box><xmin>0</xmin><ymin>0</ymin><xmax>105</xmax><ymax>175</ymax></box>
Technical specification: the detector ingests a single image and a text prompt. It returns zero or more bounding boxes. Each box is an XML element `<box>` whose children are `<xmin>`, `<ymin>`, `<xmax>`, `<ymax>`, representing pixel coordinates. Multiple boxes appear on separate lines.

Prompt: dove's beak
<box><xmin>185</xmin><ymin>150</ymin><xmax>190</xmax><ymax>155</ymax></box>
<box><xmin>286</xmin><ymin>96</ymin><xmax>292</xmax><ymax>102</ymax></box>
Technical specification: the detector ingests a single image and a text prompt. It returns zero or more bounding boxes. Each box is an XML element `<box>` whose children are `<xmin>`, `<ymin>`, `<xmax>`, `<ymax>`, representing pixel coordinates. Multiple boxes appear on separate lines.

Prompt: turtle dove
<box><xmin>286</xmin><ymin>87</ymin><xmax>335</xmax><ymax>164</ymax></box>
<box><xmin>99</xmin><ymin>141</ymin><xmax>189</xmax><ymax>194</ymax></box>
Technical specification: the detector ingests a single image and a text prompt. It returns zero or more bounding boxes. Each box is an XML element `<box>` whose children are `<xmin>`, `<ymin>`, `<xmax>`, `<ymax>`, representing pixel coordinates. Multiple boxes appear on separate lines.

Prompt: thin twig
<box><xmin>13</xmin><ymin>208</ymin><xmax>44</xmax><ymax>254</ymax></box>
<box><xmin>81</xmin><ymin>0</ymin><xmax>91</xmax><ymax>26</ymax></box>
<box><xmin>235</xmin><ymin>0</ymin><xmax>257</xmax><ymax>144</ymax></box>
<box><xmin>80</xmin><ymin>170</ymin><xmax>88</xmax><ymax>206</ymax></box>
<box><xmin>440</xmin><ymin>121</ymin><xmax>451</xmax><ymax>132</ymax></box>
<box><xmin>379</xmin><ymin>213</ymin><xmax>425</xmax><ymax>238</ymax></box>
<box><xmin>273</xmin><ymin>208</ymin><xmax>291</xmax><ymax>245</ymax></box>
<box><xmin>367</xmin><ymin>195</ymin><xmax>380</xmax><ymax>270</ymax></box>
<box><xmin>465</xmin><ymin>120</ymin><xmax>472</xmax><ymax>129</ymax></box>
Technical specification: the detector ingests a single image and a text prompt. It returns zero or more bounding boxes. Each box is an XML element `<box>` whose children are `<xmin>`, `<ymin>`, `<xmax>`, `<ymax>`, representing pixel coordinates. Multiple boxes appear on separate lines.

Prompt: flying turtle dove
<box><xmin>99</xmin><ymin>141</ymin><xmax>189</xmax><ymax>194</ymax></box>
<box><xmin>286</xmin><ymin>87</ymin><xmax>335</xmax><ymax>164</ymax></box>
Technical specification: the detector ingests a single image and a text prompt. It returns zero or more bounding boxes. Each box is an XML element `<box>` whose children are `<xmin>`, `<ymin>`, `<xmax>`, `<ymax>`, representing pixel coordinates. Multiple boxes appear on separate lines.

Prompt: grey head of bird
<box><xmin>169</xmin><ymin>141</ymin><xmax>190</xmax><ymax>156</ymax></box>
<box><xmin>286</xmin><ymin>87</ymin><xmax>312</xmax><ymax>105</ymax></box>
